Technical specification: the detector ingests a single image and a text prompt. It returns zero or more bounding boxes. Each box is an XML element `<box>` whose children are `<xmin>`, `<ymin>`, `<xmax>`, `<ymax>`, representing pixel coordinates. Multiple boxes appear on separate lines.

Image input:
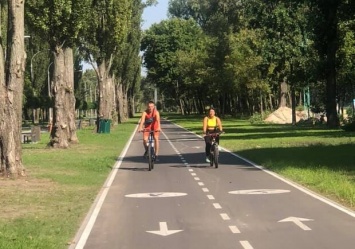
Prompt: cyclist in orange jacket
<box><xmin>139</xmin><ymin>101</ymin><xmax>161</xmax><ymax>160</ymax></box>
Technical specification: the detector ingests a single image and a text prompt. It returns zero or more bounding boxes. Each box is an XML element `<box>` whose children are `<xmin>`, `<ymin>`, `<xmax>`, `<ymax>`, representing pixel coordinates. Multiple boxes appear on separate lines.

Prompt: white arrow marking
<box><xmin>125</xmin><ymin>192</ymin><xmax>187</xmax><ymax>198</ymax></box>
<box><xmin>278</xmin><ymin>217</ymin><xmax>314</xmax><ymax>231</ymax></box>
<box><xmin>147</xmin><ymin>222</ymin><xmax>183</xmax><ymax>236</ymax></box>
<box><xmin>229</xmin><ymin>189</ymin><xmax>290</xmax><ymax>195</ymax></box>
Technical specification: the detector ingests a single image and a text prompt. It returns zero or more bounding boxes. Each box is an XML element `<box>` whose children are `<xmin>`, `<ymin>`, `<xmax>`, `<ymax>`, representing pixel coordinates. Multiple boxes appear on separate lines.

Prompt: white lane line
<box><xmin>198</xmin><ymin>182</ymin><xmax>205</xmax><ymax>186</ymax></box>
<box><xmin>207</xmin><ymin>195</ymin><xmax>215</xmax><ymax>200</ymax></box>
<box><xmin>220</xmin><ymin>213</ymin><xmax>230</xmax><ymax>220</ymax></box>
<box><xmin>240</xmin><ymin>241</ymin><xmax>254</xmax><ymax>249</ymax></box>
<box><xmin>70</xmin><ymin>125</ymin><xmax>137</xmax><ymax>249</ymax></box>
<box><xmin>194</xmin><ymin>177</ymin><xmax>200</xmax><ymax>181</ymax></box>
<box><xmin>191</xmin><ymin>173</ymin><xmax>196</xmax><ymax>176</ymax></box>
<box><xmin>189</xmin><ymin>169</ymin><xmax>194</xmax><ymax>172</ymax></box>
<box><xmin>202</xmin><ymin>188</ymin><xmax>209</xmax><ymax>192</ymax></box>
<box><xmin>213</xmin><ymin>203</ymin><xmax>222</xmax><ymax>209</ymax></box>
<box><xmin>229</xmin><ymin>225</ymin><xmax>241</xmax><ymax>234</ymax></box>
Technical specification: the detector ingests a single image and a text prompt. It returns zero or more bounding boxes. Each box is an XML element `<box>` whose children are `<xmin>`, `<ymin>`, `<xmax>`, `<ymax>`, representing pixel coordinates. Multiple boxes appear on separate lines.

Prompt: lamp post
<box><xmin>31</xmin><ymin>50</ymin><xmax>45</xmax><ymax>82</ymax></box>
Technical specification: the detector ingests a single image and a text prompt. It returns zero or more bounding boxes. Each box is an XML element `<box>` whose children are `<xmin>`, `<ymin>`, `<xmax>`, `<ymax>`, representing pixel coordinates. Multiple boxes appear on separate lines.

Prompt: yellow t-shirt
<box><xmin>207</xmin><ymin>117</ymin><xmax>217</xmax><ymax>130</ymax></box>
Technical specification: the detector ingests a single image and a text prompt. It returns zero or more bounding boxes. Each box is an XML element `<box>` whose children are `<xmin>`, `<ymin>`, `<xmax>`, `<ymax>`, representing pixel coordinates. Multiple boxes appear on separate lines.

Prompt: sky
<box><xmin>82</xmin><ymin>1</ymin><xmax>168</xmax><ymax>71</ymax></box>
<box><xmin>142</xmin><ymin>1</ymin><xmax>169</xmax><ymax>30</ymax></box>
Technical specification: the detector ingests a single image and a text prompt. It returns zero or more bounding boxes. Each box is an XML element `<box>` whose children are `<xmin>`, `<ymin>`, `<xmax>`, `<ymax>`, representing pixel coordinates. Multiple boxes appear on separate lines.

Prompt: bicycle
<box><xmin>142</xmin><ymin>129</ymin><xmax>158</xmax><ymax>171</ymax></box>
<box><xmin>207</xmin><ymin>131</ymin><xmax>223</xmax><ymax>168</ymax></box>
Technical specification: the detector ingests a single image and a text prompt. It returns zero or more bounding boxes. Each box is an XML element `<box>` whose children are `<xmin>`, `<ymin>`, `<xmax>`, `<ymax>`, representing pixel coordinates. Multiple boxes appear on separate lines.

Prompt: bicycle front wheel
<box><xmin>148</xmin><ymin>143</ymin><xmax>152</xmax><ymax>171</ymax></box>
<box><xmin>213</xmin><ymin>145</ymin><xmax>219</xmax><ymax>168</ymax></box>
<box><xmin>150</xmin><ymin>146</ymin><xmax>155</xmax><ymax>170</ymax></box>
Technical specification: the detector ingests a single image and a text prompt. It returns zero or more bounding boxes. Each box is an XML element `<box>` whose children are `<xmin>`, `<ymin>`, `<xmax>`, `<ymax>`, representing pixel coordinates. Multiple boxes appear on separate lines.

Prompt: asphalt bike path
<box><xmin>71</xmin><ymin>119</ymin><xmax>355</xmax><ymax>249</ymax></box>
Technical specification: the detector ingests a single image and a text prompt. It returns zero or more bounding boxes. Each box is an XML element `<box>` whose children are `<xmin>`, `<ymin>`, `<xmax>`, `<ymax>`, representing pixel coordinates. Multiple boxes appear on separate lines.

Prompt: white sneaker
<box><xmin>206</xmin><ymin>157</ymin><xmax>210</xmax><ymax>163</ymax></box>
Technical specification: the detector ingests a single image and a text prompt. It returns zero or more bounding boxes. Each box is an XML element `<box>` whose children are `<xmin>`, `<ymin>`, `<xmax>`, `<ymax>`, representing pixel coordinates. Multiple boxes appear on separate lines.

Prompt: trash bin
<box><xmin>99</xmin><ymin>119</ymin><xmax>111</xmax><ymax>133</ymax></box>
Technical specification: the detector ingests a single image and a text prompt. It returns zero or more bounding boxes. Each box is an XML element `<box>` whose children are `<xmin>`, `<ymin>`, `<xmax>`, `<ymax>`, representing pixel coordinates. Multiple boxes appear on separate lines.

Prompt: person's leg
<box><xmin>204</xmin><ymin>135</ymin><xmax>211</xmax><ymax>156</ymax></box>
<box><xmin>153</xmin><ymin>132</ymin><xmax>159</xmax><ymax>156</ymax></box>
<box><xmin>143</xmin><ymin>132</ymin><xmax>149</xmax><ymax>156</ymax></box>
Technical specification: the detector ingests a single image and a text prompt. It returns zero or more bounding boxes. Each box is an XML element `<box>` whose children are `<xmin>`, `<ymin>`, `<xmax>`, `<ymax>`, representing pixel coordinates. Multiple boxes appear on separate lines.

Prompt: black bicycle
<box><xmin>208</xmin><ymin>131</ymin><xmax>223</xmax><ymax>168</ymax></box>
<box><xmin>143</xmin><ymin>129</ymin><xmax>157</xmax><ymax>171</ymax></box>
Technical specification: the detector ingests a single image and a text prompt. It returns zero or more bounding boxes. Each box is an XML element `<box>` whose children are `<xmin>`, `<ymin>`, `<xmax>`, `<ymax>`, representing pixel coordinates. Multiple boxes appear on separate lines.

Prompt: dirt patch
<box><xmin>264</xmin><ymin>107</ymin><xmax>307</xmax><ymax>124</ymax></box>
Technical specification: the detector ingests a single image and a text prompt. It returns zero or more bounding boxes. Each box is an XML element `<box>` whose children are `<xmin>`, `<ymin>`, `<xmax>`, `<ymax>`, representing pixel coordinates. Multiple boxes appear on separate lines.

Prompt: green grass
<box><xmin>0</xmin><ymin>119</ymin><xmax>138</xmax><ymax>249</ymax></box>
<box><xmin>165</xmin><ymin>113</ymin><xmax>355</xmax><ymax>209</ymax></box>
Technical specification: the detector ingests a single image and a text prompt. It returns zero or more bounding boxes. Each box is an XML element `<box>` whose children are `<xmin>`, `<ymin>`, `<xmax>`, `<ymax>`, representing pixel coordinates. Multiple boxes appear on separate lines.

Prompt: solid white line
<box><xmin>207</xmin><ymin>195</ymin><xmax>215</xmax><ymax>200</ymax></box>
<box><xmin>220</xmin><ymin>213</ymin><xmax>230</xmax><ymax>220</ymax></box>
<box><xmin>213</xmin><ymin>203</ymin><xmax>222</xmax><ymax>209</ymax></box>
<box><xmin>194</xmin><ymin>177</ymin><xmax>200</xmax><ymax>181</ymax></box>
<box><xmin>202</xmin><ymin>188</ymin><xmax>209</xmax><ymax>192</ymax></box>
<box><xmin>198</xmin><ymin>182</ymin><xmax>205</xmax><ymax>186</ymax></box>
<box><xmin>71</xmin><ymin>125</ymin><xmax>138</xmax><ymax>249</ymax></box>
<box><xmin>240</xmin><ymin>241</ymin><xmax>254</xmax><ymax>249</ymax></box>
<box><xmin>229</xmin><ymin>225</ymin><xmax>241</xmax><ymax>233</ymax></box>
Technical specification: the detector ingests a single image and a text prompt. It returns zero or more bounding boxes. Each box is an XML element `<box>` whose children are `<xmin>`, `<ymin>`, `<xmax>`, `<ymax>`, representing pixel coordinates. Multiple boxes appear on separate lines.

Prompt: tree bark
<box><xmin>97</xmin><ymin>60</ymin><xmax>114</xmax><ymax>121</ymax></box>
<box><xmin>279</xmin><ymin>80</ymin><xmax>288</xmax><ymax>108</ymax></box>
<box><xmin>0</xmin><ymin>0</ymin><xmax>26</xmax><ymax>177</ymax></box>
<box><xmin>50</xmin><ymin>47</ymin><xmax>78</xmax><ymax>148</ymax></box>
<box><xmin>116</xmin><ymin>83</ymin><xmax>124</xmax><ymax>123</ymax></box>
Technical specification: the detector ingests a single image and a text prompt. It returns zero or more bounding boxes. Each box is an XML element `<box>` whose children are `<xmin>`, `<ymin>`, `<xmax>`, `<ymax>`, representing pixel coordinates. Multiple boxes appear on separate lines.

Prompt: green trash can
<box><xmin>99</xmin><ymin>119</ymin><xmax>111</xmax><ymax>133</ymax></box>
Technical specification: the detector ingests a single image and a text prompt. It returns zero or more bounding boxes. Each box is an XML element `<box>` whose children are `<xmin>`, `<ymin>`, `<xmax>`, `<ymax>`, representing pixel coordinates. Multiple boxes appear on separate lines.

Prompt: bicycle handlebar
<box><xmin>139</xmin><ymin>129</ymin><xmax>160</xmax><ymax>133</ymax></box>
<box><xmin>204</xmin><ymin>131</ymin><xmax>225</xmax><ymax>137</ymax></box>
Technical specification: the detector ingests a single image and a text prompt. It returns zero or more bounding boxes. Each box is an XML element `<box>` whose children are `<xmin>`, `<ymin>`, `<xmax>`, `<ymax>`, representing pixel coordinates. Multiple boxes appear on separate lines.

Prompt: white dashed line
<box><xmin>202</xmin><ymin>188</ymin><xmax>209</xmax><ymax>192</ymax></box>
<box><xmin>189</xmin><ymin>169</ymin><xmax>193</xmax><ymax>172</ymax></box>
<box><xmin>220</xmin><ymin>213</ymin><xmax>230</xmax><ymax>220</ymax></box>
<box><xmin>213</xmin><ymin>203</ymin><xmax>222</xmax><ymax>209</ymax></box>
<box><xmin>198</xmin><ymin>182</ymin><xmax>205</xmax><ymax>186</ymax></box>
<box><xmin>207</xmin><ymin>195</ymin><xmax>215</xmax><ymax>200</ymax></box>
<box><xmin>194</xmin><ymin>177</ymin><xmax>200</xmax><ymax>181</ymax></box>
<box><xmin>191</xmin><ymin>173</ymin><xmax>196</xmax><ymax>176</ymax></box>
<box><xmin>240</xmin><ymin>241</ymin><xmax>253</xmax><ymax>249</ymax></box>
<box><xmin>229</xmin><ymin>225</ymin><xmax>241</xmax><ymax>234</ymax></box>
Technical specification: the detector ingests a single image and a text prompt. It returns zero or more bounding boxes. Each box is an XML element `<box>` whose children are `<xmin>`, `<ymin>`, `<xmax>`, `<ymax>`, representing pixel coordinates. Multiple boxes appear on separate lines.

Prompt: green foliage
<box><xmin>141</xmin><ymin>18</ymin><xmax>205</xmax><ymax>104</ymax></box>
<box><xmin>26</xmin><ymin>1</ymin><xmax>92</xmax><ymax>48</ymax></box>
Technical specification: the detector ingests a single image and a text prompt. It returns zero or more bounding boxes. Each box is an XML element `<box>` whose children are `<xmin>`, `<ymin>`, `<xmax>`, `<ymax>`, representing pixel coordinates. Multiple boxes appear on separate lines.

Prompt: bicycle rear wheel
<box><xmin>213</xmin><ymin>144</ymin><xmax>219</xmax><ymax>168</ymax></box>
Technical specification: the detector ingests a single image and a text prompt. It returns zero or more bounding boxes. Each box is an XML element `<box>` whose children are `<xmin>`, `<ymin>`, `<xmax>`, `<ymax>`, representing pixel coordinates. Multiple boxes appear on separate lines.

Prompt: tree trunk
<box><xmin>97</xmin><ymin>60</ymin><xmax>114</xmax><ymax>121</ymax></box>
<box><xmin>116</xmin><ymin>83</ymin><xmax>124</xmax><ymax>123</ymax></box>
<box><xmin>0</xmin><ymin>0</ymin><xmax>26</xmax><ymax>177</ymax></box>
<box><xmin>291</xmin><ymin>84</ymin><xmax>296</xmax><ymax>125</ymax></box>
<box><xmin>324</xmin><ymin>5</ymin><xmax>339</xmax><ymax>128</ymax></box>
<box><xmin>279</xmin><ymin>80</ymin><xmax>288</xmax><ymax>108</ymax></box>
<box><xmin>50</xmin><ymin>47</ymin><xmax>78</xmax><ymax>148</ymax></box>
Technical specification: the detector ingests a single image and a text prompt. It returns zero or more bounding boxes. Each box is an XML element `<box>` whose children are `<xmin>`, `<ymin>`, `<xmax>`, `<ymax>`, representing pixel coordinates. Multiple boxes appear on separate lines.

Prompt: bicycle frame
<box><xmin>142</xmin><ymin>129</ymin><xmax>157</xmax><ymax>171</ymax></box>
<box><xmin>208</xmin><ymin>132</ymin><xmax>221</xmax><ymax>168</ymax></box>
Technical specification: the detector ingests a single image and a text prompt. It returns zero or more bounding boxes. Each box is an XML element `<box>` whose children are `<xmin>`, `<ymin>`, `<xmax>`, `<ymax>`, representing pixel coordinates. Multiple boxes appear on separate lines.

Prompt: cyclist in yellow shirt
<box><xmin>203</xmin><ymin>108</ymin><xmax>223</xmax><ymax>163</ymax></box>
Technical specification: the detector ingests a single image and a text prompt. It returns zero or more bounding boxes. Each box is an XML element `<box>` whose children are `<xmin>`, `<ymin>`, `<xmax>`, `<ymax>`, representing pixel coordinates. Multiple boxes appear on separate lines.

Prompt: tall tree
<box><xmin>0</xmin><ymin>0</ymin><xmax>26</xmax><ymax>177</ymax></box>
<box><xmin>81</xmin><ymin>0</ymin><xmax>132</xmax><ymax>123</ymax></box>
<box><xmin>26</xmin><ymin>1</ymin><xmax>91</xmax><ymax>148</ymax></box>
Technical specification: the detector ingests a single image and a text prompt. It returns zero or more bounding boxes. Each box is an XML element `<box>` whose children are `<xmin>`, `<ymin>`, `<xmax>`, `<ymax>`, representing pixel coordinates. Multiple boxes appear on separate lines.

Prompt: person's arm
<box><xmin>217</xmin><ymin>117</ymin><xmax>223</xmax><ymax>132</ymax></box>
<box><xmin>138</xmin><ymin>112</ymin><xmax>146</xmax><ymax>131</ymax></box>
<box><xmin>203</xmin><ymin>117</ymin><xmax>207</xmax><ymax>134</ymax></box>
<box><xmin>155</xmin><ymin>111</ymin><xmax>161</xmax><ymax>131</ymax></box>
